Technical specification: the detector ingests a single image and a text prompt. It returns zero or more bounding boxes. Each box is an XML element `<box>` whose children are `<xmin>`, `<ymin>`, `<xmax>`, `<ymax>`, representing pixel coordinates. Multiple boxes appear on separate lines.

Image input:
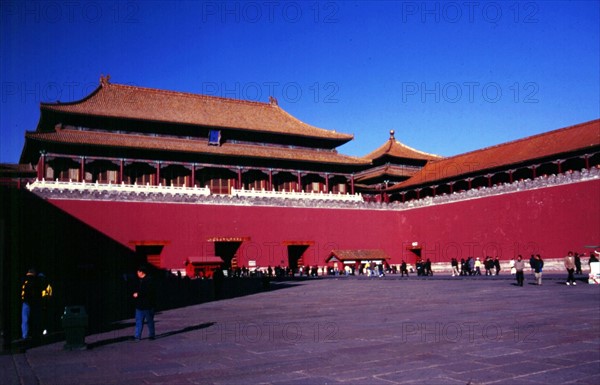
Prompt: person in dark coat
<box><xmin>494</xmin><ymin>257</ymin><xmax>501</xmax><ymax>275</ymax></box>
<box><xmin>133</xmin><ymin>265</ymin><xmax>156</xmax><ymax>340</ymax></box>
<box><xmin>533</xmin><ymin>255</ymin><xmax>544</xmax><ymax>285</ymax></box>
<box><xmin>400</xmin><ymin>260</ymin><xmax>408</xmax><ymax>277</ymax></box>
<box><xmin>574</xmin><ymin>253</ymin><xmax>582</xmax><ymax>275</ymax></box>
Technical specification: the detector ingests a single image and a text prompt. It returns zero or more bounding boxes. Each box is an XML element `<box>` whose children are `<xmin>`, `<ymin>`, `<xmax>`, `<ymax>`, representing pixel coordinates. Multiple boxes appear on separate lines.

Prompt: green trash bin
<box><xmin>61</xmin><ymin>306</ymin><xmax>88</xmax><ymax>350</ymax></box>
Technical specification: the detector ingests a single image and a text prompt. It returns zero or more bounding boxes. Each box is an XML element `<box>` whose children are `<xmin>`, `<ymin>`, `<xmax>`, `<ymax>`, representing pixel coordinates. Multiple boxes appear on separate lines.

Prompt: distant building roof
<box><xmin>0</xmin><ymin>163</ymin><xmax>35</xmax><ymax>175</ymax></box>
<box><xmin>390</xmin><ymin>119</ymin><xmax>600</xmax><ymax>191</ymax></box>
<box><xmin>40</xmin><ymin>80</ymin><xmax>353</xmax><ymax>143</ymax></box>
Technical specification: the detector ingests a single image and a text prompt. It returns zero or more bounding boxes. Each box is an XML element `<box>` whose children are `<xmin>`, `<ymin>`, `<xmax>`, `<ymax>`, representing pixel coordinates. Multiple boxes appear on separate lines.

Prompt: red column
<box><xmin>509</xmin><ymin>170</ymin><xmax>514</xmax><ymax>183</ymax></box>
<box><xmin>467</xmin><ymin>178</ymin><xmax>472</xmax><ymax>190</ymax></box>
<box><xmin>37</xmin><ymin>152</ymin><xmax>46</xmax><ymax>180</ymax></box>
<box><xmin>119</xmin><ymin>159</ymin><xmax>124</xmax><ymax>184</ymax></box>
<box><xmin>530</xmin><ymin>165</ymin><xmax>537</xmax><ymax>179</ymax></box>
<box><xmin>584</xmin><ymin>155</ymin><xmax>590</xmax><ymax>170</ymax></box>
<box><xmin>449</xmin><ymin>182</ymin><xmax>454</xmax><ymax>194</ymax></box>
<box><xmin>269</xmin><ymin>169</ymin><xmax>273</xmax><ymax>190</ymax></box>
<box><xmin>79</xmin><ymin>157</ymin><xmax>85</xmax><ymax>182</ymax></box>
<box><xmin>191</xmin><ymin>164</ymin><xmax>196</xmax><ymax>187</ymax></box>
<box><xmin>325</xmin><ymin>173</ymin><xmax>329</xmax><ymax>192</ymax></box>
<box><xmin>555</xmin><ymin>160</ymin><xmax>563</xmax><ymax>174</ymax></box>
<box><xmin>155</xmin><ymin>162</ymin><xmax>161</xmax><ymax>185</ymax></box>
<box><xmin>297</xmin><ymin>171</ymin><xmax>302</xmax><ymax>191</ymax></box>
<box><xmin>237</xmin><ymin>168</ymin><xmax>242</xmax><ymax>189</ymax></box>
<box><xmin>350</xmin><ymin>174</ymin><xmax>355</xmax><ymax>195</ymax></box>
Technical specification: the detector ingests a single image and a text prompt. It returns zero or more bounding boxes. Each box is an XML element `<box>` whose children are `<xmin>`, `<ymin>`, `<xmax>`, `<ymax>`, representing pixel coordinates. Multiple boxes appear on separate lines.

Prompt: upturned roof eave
<box><xmin>24</xmin><ymin>131</ymin><xmax>369</xmax><ymax>167</ymax></box>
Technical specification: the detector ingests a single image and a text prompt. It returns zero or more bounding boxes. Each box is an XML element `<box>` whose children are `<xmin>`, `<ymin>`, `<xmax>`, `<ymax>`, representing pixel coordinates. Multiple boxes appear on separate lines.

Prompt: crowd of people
<box><xmin>508</xmin><ymin>251</ymin><xmax>599</xmax><ymax>287</ymax></box>
<box><xmin>447</xmin><ymin>256</ymin><xmax>503</xmax><ymax>277</ymax></box>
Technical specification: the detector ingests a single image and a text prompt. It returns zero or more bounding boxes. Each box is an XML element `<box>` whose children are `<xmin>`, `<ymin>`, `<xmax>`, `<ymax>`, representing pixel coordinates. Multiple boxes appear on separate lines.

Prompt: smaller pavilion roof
<box><xmin>362</xmin><ymin>130</ymin><xmax>442</xmax><ymax>162</ymax></box>
<box><xmin>354</xmin><ymin>164</ymin><xmax>420</xmax><ymax>184</ymax></box>
<box><xmin>326</xmin><ymin>249</ymin><xmax>390</xmax><ymax>263</ymax></box>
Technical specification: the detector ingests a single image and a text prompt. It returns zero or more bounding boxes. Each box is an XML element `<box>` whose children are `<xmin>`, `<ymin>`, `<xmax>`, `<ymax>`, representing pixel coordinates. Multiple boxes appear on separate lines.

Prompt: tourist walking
<box><xmin>468</xmin><ymin>257</ymin><xmax>475</xmax><ymax>275</ymax></box>
<box><xmin>484</xmin><ymin>257</ymin><xmax>494</xmax><ymax>276</ymax></box>
<box><xmin>474</xmin><ymin>257</ymin><xmax>482</xmax><ymax>275</ymax></box>
<box><xmin>529</xmin><ymin>255</ymin><xmax>536</xmax><ymax>275</ymax></box>
<box><xmin>451</xmin><ymin>258</ymin><xmax>460</xmax><ymax>276</ymax></box>
<box><xmin>400</xmin><ymin>260</ymin><xmax>408</xmax><ymax>277</ymax></box>
<box><xmin>133</xmin><ymin>265</ymin><xmax>157</xmax><ymax>341</ymax></box>
<box><xmin>514</xmin><ymin>255</ymin><xmax>525</xmax><ymax>286</ymax></box>
<box><xmin>509</xmin><ymin>257</ymin><xmax>516</xmax><ymax>275</ymax></box>
<box><xmin>564</xmin><ymin>251</ymin><xmax>576</xmax><ymax>286</ymax></box>
<box><xmin>533</xmin><ymin>254</ymin><xmax>544</xmax><ymax>285</ymax></box>
<box><xmin>494</xmin><ymin>257</ymin><xmax>501</xmax><ymax>275</ymax></box>
<box><xmin>574</xmin><ymin>253</ymin><xmax>582</xmax><ymax>275</ymax></box>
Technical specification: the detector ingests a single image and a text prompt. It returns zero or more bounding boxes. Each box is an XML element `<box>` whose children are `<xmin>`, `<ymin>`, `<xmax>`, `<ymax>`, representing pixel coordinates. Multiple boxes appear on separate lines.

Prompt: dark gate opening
<box><xmin>287</xmin><ymin>245</ymin><xmax>310</xmax><ymax>272</ymax></box>
<box><xmin>214</xmin><ymin>242</ymin><xmax>243</xmax><ymax>269</ymax></box>
<box><xmin>130</xmin><ymin>241</ymin><xmax>170</xmax><ymax>268</ymax></box>
<box><xmin>406</xmin><ymin>246</ymin><xmax>422</xmax><ymax>265</ymax></box>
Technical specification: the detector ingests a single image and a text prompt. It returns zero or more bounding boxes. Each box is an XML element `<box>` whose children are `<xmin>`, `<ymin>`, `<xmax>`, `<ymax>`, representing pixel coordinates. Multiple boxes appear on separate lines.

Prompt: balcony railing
<box><xmin>24</xmin><ymin>166</ymin><xmax>599</xmax><ymax>209</ymax></box>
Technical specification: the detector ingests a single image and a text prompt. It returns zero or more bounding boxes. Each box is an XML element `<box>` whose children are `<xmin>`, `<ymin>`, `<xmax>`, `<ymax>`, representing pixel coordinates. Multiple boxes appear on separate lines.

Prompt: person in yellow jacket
<box><xmin>21</xmin><ymin>268</ymin><xmax>41</xmax><ymax>339</ymax></box>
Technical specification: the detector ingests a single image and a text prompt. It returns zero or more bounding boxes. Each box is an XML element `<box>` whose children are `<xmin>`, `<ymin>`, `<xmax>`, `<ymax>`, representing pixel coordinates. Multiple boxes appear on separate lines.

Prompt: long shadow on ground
<box><xmin>86</xmin><ymin>322</ymin><xmax>216</xmax><ymax>350</ymax></box>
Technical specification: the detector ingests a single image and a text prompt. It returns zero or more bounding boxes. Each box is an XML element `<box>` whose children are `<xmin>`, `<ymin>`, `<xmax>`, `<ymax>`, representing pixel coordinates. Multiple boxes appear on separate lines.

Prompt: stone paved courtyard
<box><xmin>3</xmin><ymin>275</ymin><xmax>600</xmax><ymax>384</ymax></box>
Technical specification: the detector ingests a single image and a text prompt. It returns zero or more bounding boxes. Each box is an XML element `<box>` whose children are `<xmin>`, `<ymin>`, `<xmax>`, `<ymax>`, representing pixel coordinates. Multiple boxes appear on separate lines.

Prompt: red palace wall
<box><xmin>48</xmin><ymin>179</ymin><xmax>600</xmax><ymax>270</ymax></box>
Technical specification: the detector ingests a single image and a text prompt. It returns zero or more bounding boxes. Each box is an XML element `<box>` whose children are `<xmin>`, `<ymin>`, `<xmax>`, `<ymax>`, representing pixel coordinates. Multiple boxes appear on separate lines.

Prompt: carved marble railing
<box><xmin>26</xmin><ymin>179</ymin><xmax>211</xmax><ymax>198</ymax></box>
<box><xmin>231</xmin><ymin>187</ymin><xmax>363</xmax><ymax>202</ymax></box>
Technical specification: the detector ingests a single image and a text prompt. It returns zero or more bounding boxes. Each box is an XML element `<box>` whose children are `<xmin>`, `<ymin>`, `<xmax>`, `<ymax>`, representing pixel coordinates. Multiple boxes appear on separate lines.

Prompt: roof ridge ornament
<box><xmin>269</xmin><ymin>96</ymin><xmax>278</xmax><ymax>106</ymax></box>
<box><xmin>100</xmin><ymin>74</ymin><xmax>111</xmax><ymax>86</ymax></box>
<box><xmin>389</xmin><ymin>130</ymin><xmax>395</xmax><ymax>140</ymax></box>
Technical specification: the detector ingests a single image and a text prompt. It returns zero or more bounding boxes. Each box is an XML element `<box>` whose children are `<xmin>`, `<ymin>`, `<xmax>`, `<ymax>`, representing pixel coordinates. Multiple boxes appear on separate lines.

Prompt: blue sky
<box><xmin>1</xmin><ymin>0</ymin><xmax>599</xmax><ymax>163</ymax></box>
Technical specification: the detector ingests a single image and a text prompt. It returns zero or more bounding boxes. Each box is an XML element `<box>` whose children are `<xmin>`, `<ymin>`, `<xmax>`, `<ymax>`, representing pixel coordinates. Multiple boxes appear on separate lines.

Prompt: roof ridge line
<box><xmin>107</xmin><ymin>82</ymin><xmax>274</xmax><ymax>108</ymax></box>
<box><xmin>394</xmin><ymin>139</ymin><xmax>443</xmax><ymax>158</ymax></box>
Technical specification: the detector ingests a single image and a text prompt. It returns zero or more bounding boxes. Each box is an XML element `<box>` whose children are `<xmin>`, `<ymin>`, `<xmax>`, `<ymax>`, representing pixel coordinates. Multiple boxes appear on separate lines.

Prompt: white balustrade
<box><xmin>230</xmin><ymin>187</ymin><xmax>363</xmax><ymax>202</ymax></box>
<box><xmin>26</xmin><ymin>179</ymin><xmax>211</xmax><ymax>197</ymax></box>
<box><xmin>395</xmin><ymin>166</ymin><xmax>600</xmax><ymax>210</ymax></box>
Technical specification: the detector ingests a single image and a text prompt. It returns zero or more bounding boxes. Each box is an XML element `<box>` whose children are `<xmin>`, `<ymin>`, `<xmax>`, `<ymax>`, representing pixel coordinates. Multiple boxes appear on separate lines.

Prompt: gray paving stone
<box><xmin>3</xmin><ymin>277</ymin><xmax>599</xmax><ymax>384</ymax></box>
